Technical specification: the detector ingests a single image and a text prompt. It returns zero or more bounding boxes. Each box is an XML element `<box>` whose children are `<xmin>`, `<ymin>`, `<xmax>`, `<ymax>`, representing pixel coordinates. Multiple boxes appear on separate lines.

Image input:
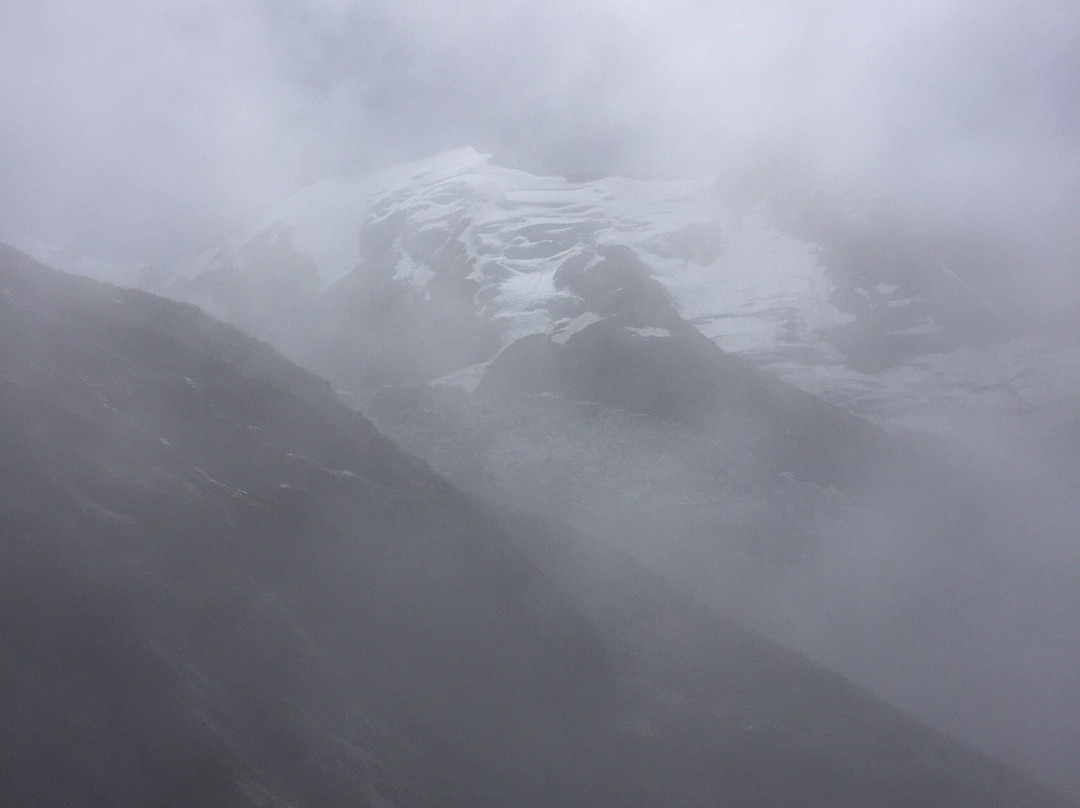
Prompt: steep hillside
<box><xmin>0</xmin><ymin>244</ymin><xmax>623</xmax><ymax>807</ymax></box>
<box><xmin>131</xmin><ymin>151</ymin><xmax>1080</xmax><ymax>796</ymax></box>
<box><xmin>2</xmin><ymin>244</ymin><xmax>1073</xmax><ymax>807</ymax></box>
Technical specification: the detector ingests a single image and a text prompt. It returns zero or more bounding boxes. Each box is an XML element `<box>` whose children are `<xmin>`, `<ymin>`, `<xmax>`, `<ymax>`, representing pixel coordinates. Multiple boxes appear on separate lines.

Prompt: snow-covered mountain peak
<box><xmin>153</xmin><ymin>150</ymin><xmax>1076</xmax><ymax>425</ymax></box>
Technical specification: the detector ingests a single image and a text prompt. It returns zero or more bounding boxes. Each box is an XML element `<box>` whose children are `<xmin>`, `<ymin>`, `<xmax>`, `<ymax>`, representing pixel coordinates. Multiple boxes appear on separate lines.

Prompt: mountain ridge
<box><xmin>89</xmin><ymin>151</ymin><xmax>1078</xmax><ymax>796</ymax></box>
<box><xmin>145</xmin><ymin>148</ymin><xmax>1078</xmax><ymax>424</ymax></box>
<box><xmin>3</xmin><ymin>243</ymin><xmax>1075</xmax><ymax>807</ymax></box>
<box><xmin>7</xmin><ymin>148</ymin><xmax>1080</xmax><ymax>798</ymax></box>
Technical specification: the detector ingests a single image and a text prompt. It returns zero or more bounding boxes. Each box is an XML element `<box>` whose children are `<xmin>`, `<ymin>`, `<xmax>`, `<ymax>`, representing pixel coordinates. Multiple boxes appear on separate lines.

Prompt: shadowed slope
<box><xmin>1</xmin><ymin>244</ymin><xmax>1072</xmax><ymax>808</ymax></box>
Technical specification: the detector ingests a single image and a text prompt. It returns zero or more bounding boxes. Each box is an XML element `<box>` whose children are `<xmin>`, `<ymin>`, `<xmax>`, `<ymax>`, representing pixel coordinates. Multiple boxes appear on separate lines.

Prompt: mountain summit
<box><xmin>155</xmin><ymin>149</ymin><xmax>1077</xmax><ymax>423</ymax></box>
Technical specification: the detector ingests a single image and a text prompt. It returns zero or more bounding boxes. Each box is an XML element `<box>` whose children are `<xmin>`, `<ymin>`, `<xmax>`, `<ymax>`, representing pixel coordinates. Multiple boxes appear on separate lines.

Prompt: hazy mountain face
<box><xmin>152</xmin><ymin>149</ymin><xmax>1078</xmax><ymax>424</ymax></box>
<box><xmin>0</xmin><ymin>244</ymin><xmax>631</xmax><ymax>807</ymax></box>
<box><xmin>7</xmin><ymin>244</ymin><xmax>1074</xmax><ymax>807</ymax></box>
<box><xmin>3</xmin><ymin>3</ymin><xmax>1079</xmax><ymax>803</ymax></box>
<box><xmin>142</xmin><ymin>152</ymin><xmax>1080</xmax><ymax>799</ymax></box>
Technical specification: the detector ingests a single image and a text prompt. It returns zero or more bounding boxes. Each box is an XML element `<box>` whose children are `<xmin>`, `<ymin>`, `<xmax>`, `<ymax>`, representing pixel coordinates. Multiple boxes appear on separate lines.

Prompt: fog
<box><xmin>2</xmin><ymin>0</ymin><xmax>1078</xmax><ymax>313</ymax></box>
<box><xmin>3</xmin><ymin>1</ymin><xmax>1080</xmax><ymax>803</ymax></box>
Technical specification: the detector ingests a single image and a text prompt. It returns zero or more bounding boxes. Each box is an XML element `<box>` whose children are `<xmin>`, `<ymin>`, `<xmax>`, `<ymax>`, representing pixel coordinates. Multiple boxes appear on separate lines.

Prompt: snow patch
<box><xmin>552</xmin><ymin>312</ymin><xmax>604</xmax><ymax>344</ymax></box>
<box><xmin>625</xmin><ymin>327</ymin><xmax>671</xmax><ymax>338</ymax></box>
<box><xmin>648</xmin><ymin>212</ymin><xmax>853</xmax><ymax>357</ymax></box>
<box><xmin>432</xmin><ymin>362</ymin><xmax>491</xmax><ymax>393</ymax></box>
<box><xmin>392</xmin><ymin>255</ymin><xmax>435</xmax><ymax>288</ymax></box>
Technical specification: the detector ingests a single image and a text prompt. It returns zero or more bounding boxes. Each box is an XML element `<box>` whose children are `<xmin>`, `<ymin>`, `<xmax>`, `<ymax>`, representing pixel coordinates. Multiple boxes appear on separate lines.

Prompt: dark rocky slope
<box><xmin>1</xmin><ymin>244</ymin><xmax>1071</xmax><ymax>807</ymax></box>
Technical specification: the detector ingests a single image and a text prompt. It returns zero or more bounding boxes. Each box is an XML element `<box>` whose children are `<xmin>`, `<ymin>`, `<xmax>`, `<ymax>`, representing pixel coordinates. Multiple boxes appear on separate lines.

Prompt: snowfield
<box><xmin>156</xmin><ymin>147</ymin><xmax>1076</xmax><ymax>425</ymax></box>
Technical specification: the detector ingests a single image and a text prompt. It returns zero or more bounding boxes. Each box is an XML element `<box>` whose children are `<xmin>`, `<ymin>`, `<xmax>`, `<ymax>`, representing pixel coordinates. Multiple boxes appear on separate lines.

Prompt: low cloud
<box><xmin>1</xmin><ymin>1</ymin><xmax>1077</xmax><ymax>307</ymax></box>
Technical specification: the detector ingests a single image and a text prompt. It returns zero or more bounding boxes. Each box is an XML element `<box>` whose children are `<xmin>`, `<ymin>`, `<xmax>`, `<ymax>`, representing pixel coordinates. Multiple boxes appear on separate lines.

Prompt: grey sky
<box><xmin>1</xmin><ymin>0</ymin><xmax>1077</xmax><ymax>297</ymax></box>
